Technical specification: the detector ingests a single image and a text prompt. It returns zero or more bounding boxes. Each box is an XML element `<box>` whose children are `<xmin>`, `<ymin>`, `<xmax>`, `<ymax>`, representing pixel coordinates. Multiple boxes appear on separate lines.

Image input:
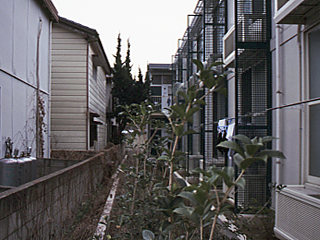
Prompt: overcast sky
<box><xmin>52</xmin><ymin>0</ymin><xmax>199</xmax><ymax>77</ymax></box>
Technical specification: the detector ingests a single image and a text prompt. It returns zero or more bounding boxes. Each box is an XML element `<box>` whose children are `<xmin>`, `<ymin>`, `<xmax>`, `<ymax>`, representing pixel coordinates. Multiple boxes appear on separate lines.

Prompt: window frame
<box><xmin>305</xmin><ymin>24</ymin><xmax>320</xmax><ymax>185</ymax></box>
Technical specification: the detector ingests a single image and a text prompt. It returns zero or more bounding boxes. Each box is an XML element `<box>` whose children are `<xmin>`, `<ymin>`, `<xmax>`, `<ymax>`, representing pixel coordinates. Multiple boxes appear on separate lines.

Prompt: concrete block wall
<box><xmin>37</xmin><ymin>158</ymin><xmax>81</xmax><ymax>177</ymax></box>
<box><xmin>0</xmin><ymin>145</ymin><xmax>123</xmax><ymax>239</ymax></box>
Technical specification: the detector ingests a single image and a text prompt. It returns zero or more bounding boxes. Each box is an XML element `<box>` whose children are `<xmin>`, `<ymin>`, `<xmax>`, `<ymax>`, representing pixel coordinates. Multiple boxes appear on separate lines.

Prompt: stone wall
<box><xmin>0</xmin><ymin>145</ymin><xmax>123</xmax><ymax>239</ymax></box>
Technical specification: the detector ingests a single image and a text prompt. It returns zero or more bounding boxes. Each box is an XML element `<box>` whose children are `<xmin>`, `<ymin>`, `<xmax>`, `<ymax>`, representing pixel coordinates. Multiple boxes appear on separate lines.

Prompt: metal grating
<box><xmin>237</xmin><ymin>173</ymin><xmax>267</xmax><ymax>207</ymax></box>
<box><xmin>237</xmin><ymin>49</ymin><xmax>268</xmax><ymax>127</ymax></box>
<box><xmin>172</xmin><ymin>0</ymin><xmax>227</xmax><ymax>170</ymax></box>
<box><xmin>235</xmin><ymin>0</ymin><xmax>271</xmax><ymax>207</ymax></box>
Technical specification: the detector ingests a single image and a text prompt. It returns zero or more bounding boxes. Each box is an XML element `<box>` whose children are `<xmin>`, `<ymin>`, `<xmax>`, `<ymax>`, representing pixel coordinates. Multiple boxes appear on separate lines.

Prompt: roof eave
<box><xmin>37</xmin><ymin>0</ymin><xmax>59</xmax><ymax>22</ymax></box>
<box><xmin>57</xmin><ymin>17</ymin><xmax>112</xmax><ymax>75</ymax></box>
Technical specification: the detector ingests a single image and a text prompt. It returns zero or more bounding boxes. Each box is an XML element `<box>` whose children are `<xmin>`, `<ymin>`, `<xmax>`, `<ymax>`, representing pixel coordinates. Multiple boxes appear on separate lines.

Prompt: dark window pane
<box><xmin>163</xmin><ymin>75</ymin><xmax>172</xmax><ymax>84</ymax></box>
<box><xmin>152</xmin><ymin>75</ymin><xmax>161</xmax><ymax>84</ymax></box>
<box><xmin>151</xmin><ymin>86</ymin><xmax>161</xmax><ymax>96</ymax></box>
<box><xmin>309</xmin><ymin>104</ymin><xmax>320</xmax><ymax>178</ymax></box>
<box><xmin>309</xmin><ymin>29</ymin><xmax>320</xmax><ymax>99</ymax></box>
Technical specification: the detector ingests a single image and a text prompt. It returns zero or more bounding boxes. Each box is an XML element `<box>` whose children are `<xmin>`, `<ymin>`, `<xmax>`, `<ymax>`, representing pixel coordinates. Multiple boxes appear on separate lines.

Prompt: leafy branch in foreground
<box><xmin>108</xmin><ymin>59</ymin><xmax>286</xmax><ymax>240</ymax></box>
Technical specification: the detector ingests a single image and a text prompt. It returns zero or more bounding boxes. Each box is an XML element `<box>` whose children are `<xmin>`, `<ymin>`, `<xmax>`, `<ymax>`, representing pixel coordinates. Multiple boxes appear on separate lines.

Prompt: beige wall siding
<box><xmin>88</xmin><ymin>46</ymin><xmax>107</xmax><ymax>149</ymax></box>
<box><xmin>51</xmin><ymin>26</ymin><xmax>88</xmax><ymax>150</ymax></box>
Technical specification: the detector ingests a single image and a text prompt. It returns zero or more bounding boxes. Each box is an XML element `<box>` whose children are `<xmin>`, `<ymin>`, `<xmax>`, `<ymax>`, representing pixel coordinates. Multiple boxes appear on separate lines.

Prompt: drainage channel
<box><xmin>93</xmin><ymin>154</ymin><xmax>127</xmax><ymax>240</ymax></box>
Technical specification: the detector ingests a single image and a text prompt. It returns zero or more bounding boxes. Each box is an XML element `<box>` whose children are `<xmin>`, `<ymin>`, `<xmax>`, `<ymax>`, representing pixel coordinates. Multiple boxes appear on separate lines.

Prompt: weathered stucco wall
<box><xmin>0</xmin><ymin>145</ymin><xmax>123</xmax><ymax>239</ymax></box>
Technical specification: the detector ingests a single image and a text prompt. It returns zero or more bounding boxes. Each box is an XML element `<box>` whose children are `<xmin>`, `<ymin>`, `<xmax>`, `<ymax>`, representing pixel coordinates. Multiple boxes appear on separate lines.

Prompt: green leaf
<box><xmin>157</xmin><ymin>155</ymin><xmax>169</xmax><ymax>161</ymax></box>
<box><xmin>240</xmin><ymin>157</ymin><xmax>264</xmax><ymax>170</ymax></box>
<box><xmin>232</xmin><ymin>134</ymin><xmax>251</xmax><ymax>144</ymax></box>
<box><xmin>200</xmin><ymin>180</ymin><xmax>211</xmax><ymax>192</ymax></box>
<box><xmin>203</xmin><ymin>201</ymin><xmax>213</xmax><ymax>215</ymax></box>
<box><xmin>187</xmin><ymin>85</ymin><xmax>197</xmax><ymax>102</ymax></box>
<box><xmin>175</xmin><ymin>178</ymin><xmax>187</xmax><ymax>188</ymax></box>
<box><xmin>256</xmin><ymin>150</ymin><xmax>286</xmax><ymax>159</ymax></box>
<box><xmin>192</xmin><ymin>59</ymin><xmax>204</xmax><ymax>71</ymax></box>
<box><xmin>193</xmin><ymin>205</ymin><xmax>205</xmax><ymax>216</ymax></box>
<box><xmin>194</xmin><ymin>189</ymin><xmax>207</xmax><ymax>205</ymax></box>
<box><xmin>186</xmin><ymin>115</ymin><xmax>194</xmax><ymax>124</ymax></box>
<box><xmin>178</xmin><ymin>191</ymin><xmax>198</xmax><ymax>206</ymax></box>
<box><xmin>193</xmin><ymin>167</ymin><xmax>212</xmax><ymax>178</ymax></box>
<box><xmin>171</xmin><ymin>104</ymin><xmax>186</xmax><ymax>120</ymax></box>
<box><xmin>216</xmin><ymin>141</ymin><xmax>245</xmax><ymax>157</ymax></box>
<box><xmin>174</xmin><ymin>124</ymin><xmax>184</xmax><ymax>137</ymax></box>
<box><xmin>181</xmin><ymin>129</ymin><xmax>198</xmax><ymax>137</ymax></box>
<box><xmin>219</xmin><ymin>204</ymin><xmax>234</xmax><ymax>214</ymax></box>
<box><xmin>186</xmin><ymin>107</ymin><xmax>201</xmax><ymax>119</ymax></box>
<box><xmin>214</xmin><ymin>168</ymin><xmax>233</xmax><ymax>187</ymax></box>
<box><xmin>142</xmin><ymin>230</ymin><xmax>155</xmax><ymax>240</ymax></box>
<box><xmin>208</xmin><ymin>61</ymin><xmax>224</xmax><ymax>68</ymax></box>
<box><xmin>193</xmin><ymin>99</ymin><xmax>206</xmax><ymax>105</ymax></box>
<box><xmin>173</xmin><ymin>207</ymin><xmax>192</xmax><ymax>218</ymax></box>
<box><xmin>178</xmin><ymin>91</ymin><xmax>189</xmax><ymax>103</ymax></box>
<box><xmin>245</xmin><ymin>144</ymin><xmax>263</xmax><ymax>157</ymax></box>
<box><xmin>171</xmin><ymin>195</ymin><xmax>184</xmax><ymax>208</ymax></box>
<box><xmin>208</xmin><ymin>173</ymin><xmax>220</xmax><ymax>186</ymax></box>
<box><xmin>261</xmin><ymin>136</ymin><xmax>277</xmax><ymax>143</ymax></box>
<box><xmin>234</xmin><ymin>153</ymin><xmax>244</xmax><ymax>167</ymax></box>
<box><xmin>174</xmin><ymin>206</ymin><xmax>200</xmax><ymax>222</ymax></box>
<box><xmin>202</xmin><ymin>73</ymin><xmax>215</xmax><ymax>89</ymax></box>
<box><xmin>215</xmin><ymin>86</ymin><xmax>227</xmax><ymax>96</ymax></box>
<box><xmin>173</xmin><ymin>82</ymin><xmax>184</xmax><ymax>97</ymax></box>
<box><xmin>184</xmin><ymin>185</ymin><xmax>200</xmax><ymax>192</ymax></box>
<box><xmin>236</xmin><ymin>177</ymin><xmax>246</xmax><ymax>189</ymax></box>
<box><xmin>202</xmin><ymin>209</ymin><xmax>216</xmax><ymax>223</ymax></box>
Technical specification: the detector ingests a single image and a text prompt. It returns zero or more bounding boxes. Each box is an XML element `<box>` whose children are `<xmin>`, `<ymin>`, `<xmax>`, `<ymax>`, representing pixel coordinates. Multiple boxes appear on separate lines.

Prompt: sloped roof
<box><xmin>56</xmin><ymin>17</ymin><xmax>111</xmax><ymax>74</ymax></box>
<box><xmin>37</xmin><ymin>0</ymin><xmax>59</xmax><ymax>22</ymax></box>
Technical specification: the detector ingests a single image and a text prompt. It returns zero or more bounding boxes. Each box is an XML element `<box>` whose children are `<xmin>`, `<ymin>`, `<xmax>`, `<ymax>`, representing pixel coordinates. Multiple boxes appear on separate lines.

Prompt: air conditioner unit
<box><xmin>274</xmin><ymin>185</ymin><xmax>320</xmax><ymax>240</ymax></box>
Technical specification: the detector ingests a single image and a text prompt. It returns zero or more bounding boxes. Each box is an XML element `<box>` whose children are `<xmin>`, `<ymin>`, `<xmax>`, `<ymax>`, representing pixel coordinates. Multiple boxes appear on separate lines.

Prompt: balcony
<box><xmin>150</xmin><ymin>96</ymin><xmax>162</xmax><ymax>111</ymax></box>
<box><xmin>274</xmin><ymin>0</ymin><xmax>320</xmax><ymax>24</ymax></box>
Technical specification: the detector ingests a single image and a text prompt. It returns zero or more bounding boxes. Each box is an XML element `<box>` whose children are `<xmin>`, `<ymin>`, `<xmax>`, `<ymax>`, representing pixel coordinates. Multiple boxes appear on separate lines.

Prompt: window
<box><xmin>163</xmin><ymin>75</ymin><xmax>172</xmax><ymax>84</ymax></box>
<box><xmin>90</xmin><ymin>113</ymin><xmax>102</xmax><ymax>148</ymax></box>
<box><xmin>92</xmin><ymin>55</ymin><xmax>99</xmax><ymax>81</ymax></box>
<box><xmin>307</xmin><ymin>26</ymin><xmax>320</xmax><ymax>183</ymax></box>
<box><xmin>151</xmin><ymin>86</ymin><xmax>161</xmax><ymax>96</ymax></box>
<box><xmin>152</xmin><ymin>75</ymin><xmax>161</xmax><ymax>84</ymax></box>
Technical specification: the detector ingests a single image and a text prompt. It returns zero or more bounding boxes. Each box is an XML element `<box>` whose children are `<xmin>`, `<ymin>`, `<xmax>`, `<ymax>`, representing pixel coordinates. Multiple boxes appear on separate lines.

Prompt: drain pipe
<box><xmin>275</xmin><ymin>24</ymin><xmax>283</xmax><ymax>187</ymax></box>
<box><xmin>297</xmin><ymin>24</ymin><xmax>303</xmax><ymax>185</ymax></box>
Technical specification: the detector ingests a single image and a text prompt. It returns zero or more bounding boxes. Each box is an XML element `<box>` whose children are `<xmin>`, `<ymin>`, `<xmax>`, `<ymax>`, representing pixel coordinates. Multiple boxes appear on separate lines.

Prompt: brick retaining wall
<box><xmin>0</xmin><ymin>145</ymin><xmax>123</xmax><ymax>239</ymax></box>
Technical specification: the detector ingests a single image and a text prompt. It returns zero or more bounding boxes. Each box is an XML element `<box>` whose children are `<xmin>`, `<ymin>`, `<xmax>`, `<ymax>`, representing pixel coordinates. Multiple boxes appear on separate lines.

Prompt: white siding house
<box><xmin>51</xmin><ymin>17</ymin><xmax>112</xmax><ymax>151</ymax></box>
<box><xmin>0</xmin><ymin>0</ymin><xmax>58</xmax><ymax>158</ymax></box>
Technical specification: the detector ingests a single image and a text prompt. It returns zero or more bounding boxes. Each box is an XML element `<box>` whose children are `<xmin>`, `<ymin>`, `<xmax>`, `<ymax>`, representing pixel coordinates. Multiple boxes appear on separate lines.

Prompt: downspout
<box><xmin>36</xmin><ymin>18</ymin><xmax>43</xmax><ymax>158</ymax></box>
<box><xmin>297</xmin><ymin>24</ymin><xmax>302</xmax><ymax>184</ymax></box>
<box><xmin>48</xmin><ymin>20</ymin><xmax>52</xmax><ymax>158</ymax></box>
<box><xmin>86</xmin><ymin>42</ymin><xmax>90</xmax><ymax>150</ymax></box>
<box><xmin>275</xmin><ymin>24</ymin><xmax>283</xmax><ymax>186</ymax></box>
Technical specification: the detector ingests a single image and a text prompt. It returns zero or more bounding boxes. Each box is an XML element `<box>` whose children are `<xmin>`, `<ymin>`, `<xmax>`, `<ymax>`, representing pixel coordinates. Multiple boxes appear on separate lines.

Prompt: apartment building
<box><xmin>173</xmin><ymin>1</ymin><xmax>320</xmax><ymax>238</ymax></box>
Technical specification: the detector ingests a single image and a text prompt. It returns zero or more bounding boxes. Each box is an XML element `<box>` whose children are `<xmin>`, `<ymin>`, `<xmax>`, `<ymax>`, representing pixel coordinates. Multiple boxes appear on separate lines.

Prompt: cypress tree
<box><xmin>110</xmin><ymin>34</ymin><xmax>150</xmax><ymax>143</ymax></box>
